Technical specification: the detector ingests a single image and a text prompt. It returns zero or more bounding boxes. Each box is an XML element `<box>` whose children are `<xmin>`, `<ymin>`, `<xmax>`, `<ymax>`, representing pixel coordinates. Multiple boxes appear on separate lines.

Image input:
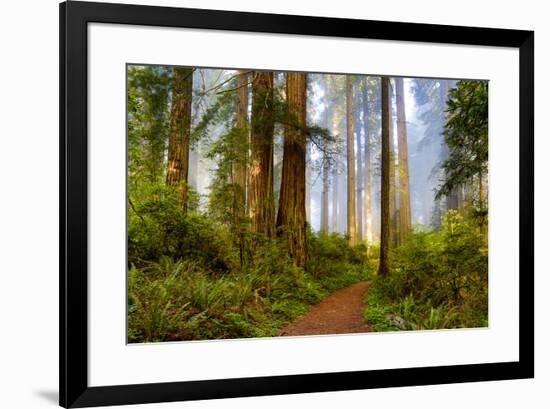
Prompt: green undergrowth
<box><xmin>128</xmin><ymin>221</ymin><xmax>370</xmax><ymax>343</ymax></box>
<box><xmin>364</xmin><ymin>211</ymin><xmax>488</xmax><ymax>332</ymax></box>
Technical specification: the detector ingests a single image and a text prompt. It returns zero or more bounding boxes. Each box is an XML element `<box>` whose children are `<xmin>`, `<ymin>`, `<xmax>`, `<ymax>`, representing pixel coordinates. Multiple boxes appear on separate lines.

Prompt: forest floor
<box><xmin>280</xmin><ymin>281</ymin><xmax>371</xmax><ymax>336</ymax></box>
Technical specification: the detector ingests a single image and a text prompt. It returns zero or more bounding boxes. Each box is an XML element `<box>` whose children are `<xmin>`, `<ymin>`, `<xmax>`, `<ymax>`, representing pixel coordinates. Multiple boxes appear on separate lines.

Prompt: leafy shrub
<box><xmin>306</xmin><ymin>230</ymin><xmax>368</xmax><ymax>278</ymax></box>
<box><xmin>128</xmin><ymin>184</ymin><xmax>237</xmax><ymax>272</ymax></box>
<box><xmin>364</xmin><ymin>211</ymin><xmax>488</xmax><ymax>331</ymax></box>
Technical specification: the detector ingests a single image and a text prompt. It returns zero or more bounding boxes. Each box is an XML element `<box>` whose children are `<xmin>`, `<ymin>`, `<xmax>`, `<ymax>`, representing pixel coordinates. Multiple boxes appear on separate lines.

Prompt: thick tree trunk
<box><xmin>346</xmin><ymin>76</ymin><xmax>357</xmax><ymax>246</ymax></box>
<box><xmin>276</xmin><ymin>72</ymin><xmax>308</xmax><ymax>267</ymax></box>
<box><xmin>362</xmin><ymin>78</ymin><xmax>373</xmax><ymax>243</ymax></box>
<box><xmin>395</xmin><ymin>77</ymin><xmax>411</xmax><ymax>243</ymax></box>
<box><xmin>379</xmin><ymin>77</ymin><xmax>391</xmax><ymax>276</ymax></box>
<box><xmin>166</xmin><ymin>67</ymin><xmax>193</xmax><ymax>211</ymax></box>
<box><xmin>355</xmin><ymin>85</ymin><xmax>363</xmax><ymax>242</ymax></box>
<box><xmin>232</xmin><ymin>70</ymin><xmax>249</xmax><ymax>218</ymax></box>
<box><xmin>248</xmin><ymin>71</ymin><xmax>275</xmax><ymax>236</ymax></box>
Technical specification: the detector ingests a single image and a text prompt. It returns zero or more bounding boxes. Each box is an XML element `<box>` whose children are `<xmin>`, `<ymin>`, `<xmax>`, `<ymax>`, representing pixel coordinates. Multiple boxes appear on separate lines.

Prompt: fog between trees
<box><xmin>127</xmin><ymin>66</ymin><xmax>488</xmax><ymax>342</ymax></box>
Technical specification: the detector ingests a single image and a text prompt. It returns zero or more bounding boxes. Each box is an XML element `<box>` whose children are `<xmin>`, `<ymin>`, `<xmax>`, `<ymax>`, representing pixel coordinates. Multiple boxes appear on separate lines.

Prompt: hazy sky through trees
<box><xmin>184</xmin><ymin>70</ymin><xmax>442</xmax><ymax>237</ymax></box>
<box><xmin>127</xmin><ymin>65</ymin><xmax>489</xmax><ymax>343</ymax></box>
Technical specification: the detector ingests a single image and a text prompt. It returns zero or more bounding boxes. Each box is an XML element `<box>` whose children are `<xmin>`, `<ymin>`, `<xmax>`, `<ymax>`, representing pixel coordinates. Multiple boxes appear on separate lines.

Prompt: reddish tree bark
<box><xmin>166</xmin><ymin>67</ymin><xmax>193</xmax><ymax>211</ymax></box>
<box><xmin>277</xmin><ymin>72</ymin><xmax>308</xmax><ymax>266</ymax></box>
<box><xmin>362</xmin><ymin>77</ymin><xmax>373</xmax><ymax>243</ymax></box>
<box><xmin>379</xmin><ymin>77</ymin><xmax>391</xmax><ymax>276</ymax></box>
<box><xmin>395</xmin><ymin>77</ymin><xmax>411</xmax><ymax>242</ymax></box>
<box><xmin>248</xmin><ymin>71</ymin><xmax>275</xmax><ymax>236</ymax></box>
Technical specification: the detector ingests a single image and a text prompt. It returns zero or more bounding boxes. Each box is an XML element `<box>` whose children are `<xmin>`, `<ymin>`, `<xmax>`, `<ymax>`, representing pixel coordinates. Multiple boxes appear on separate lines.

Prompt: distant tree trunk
<box><xmin>166</xmin><ymin>67</ymin><xmax>193</xmax><ymax>211</ymax></box>
<box><xmin>331</xmin><ymin>104</ymin><xmax>340</xmax><ymax>233</ymax></box>
<box><xmin>379</xmin><ymin>77</ymin><xmax>391</xmax><ymax>276</ymax></box>
<box><xmin>332</xmin><ymin>168</ymin><xmax>339</xmax><ymax>232</ymax></box>
<box><xmin>320</xmin><ymin>87</ymin><xmax>331</xmax><ymax>233</ymax></box>
<box><xmin>346</xmin><ymin>76</ymin><xmax>357</xmax><ymax>246</ymax></box>
<box><xmin>457</xmin><ymin>185</ymin><xmax>464</xmax><ymax>211</ymax></box>
<box><xmin>277</xmin><ymin>72</ymin><xmax>307</xmax><ymax>267</ymax></box>
<box><xmin>306</xmin><ymin>163</ymin><xmax>311</xmax><ymax>224</ymax></box>
<box><xmin>478</xmin><ymin>172</ymin><xmax>485</xmax><ymax>237</ymax></box>
<box><xmin>355</xmin><ymin>85</ymin><xmax>363</xmax><ymax>242</ymax></box>
<box><xmin>188</xmin><ymin>149</ymin><xmax>199</xmax><ymax>190</ymax></box>
<box><xmin>320</xmin><ymin>164</ymin><xmax>329</xmax><ymax>231</ymax></box>
<box><xmin>248</xmin><ymin>71</ymin><xmax>275</xmax><ymax>236</ymax></box>
<box><xmin>339</xmin><ymin>172</ymin><xmax>347</xmax><ymax>232</ymax></box>
<box><xmin>362</xmin><ymin>78</ymin><xmax>373</xmax><ymax>243</ymax></box>
<box><xmin>388</xmin><ymin>80</ymin><xmax>398</xmax><ymax>246</ymax></box>
<box><xmin>232</xmin><ymin>70</ymin><xmax>249</xmax><ymax>218</ymax></box>
<box><xmin>395</xmin><ymin>77</ymin><xmax>411</xmax><ymax>243</ymax></box>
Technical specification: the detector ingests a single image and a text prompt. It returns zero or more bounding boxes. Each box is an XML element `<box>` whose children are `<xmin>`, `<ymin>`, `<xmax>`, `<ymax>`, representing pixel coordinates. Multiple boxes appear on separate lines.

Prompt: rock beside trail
<box><xmin>384</xmin><ymin>313</ymin><xmax>408</xmax><ymax>330</ymax></box>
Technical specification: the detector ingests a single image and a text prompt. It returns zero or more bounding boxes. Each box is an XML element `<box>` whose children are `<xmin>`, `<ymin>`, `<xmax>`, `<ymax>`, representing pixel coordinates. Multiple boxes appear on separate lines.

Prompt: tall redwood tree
<box><xmin>346</xmin><ymin>76</ymin><xmax>357</xmax><ymax>246</ymax></box>
<box><xmin>248</xmin><ymin>71</ymin><xmax>275</xmax><ymax>236</ymax></box>
<box><xmin>277</xmin><ymin>72</ymin><xmax>308</xmax><ymax>266</ymax></box>
<box><xmin>166</xmin><ymin>67</ymin><xmax>193</xmax><ymax>211</ymax></box>
<box><xmin>362</xmin><ymin>77</ymin><xmax>373</xmax><ymax>243</ymax></box>
<box><xmin>395</xmin><ymin>77</ymin><xmax>411</xmax><ymax>242</ymax></box>
<box><xmin>379</xmin><ymin>77</ymin><xmax>391</xmax><ymax>276</ymax></box>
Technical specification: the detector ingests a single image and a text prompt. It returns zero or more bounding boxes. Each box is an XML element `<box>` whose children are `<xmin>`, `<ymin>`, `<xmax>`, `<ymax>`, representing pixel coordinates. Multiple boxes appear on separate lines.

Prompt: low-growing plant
<box><xmin>364</xmin><ymin>210</ymin><xmax>488</xmax><ymax>332</ymax></box>
<box><xmin>128</xmin><ymin>228</ymin><xmax>372</xmax><ymax>342</ymax></box>
<box><xmin>306</xmin><ymin>230</ymin><xmax>369</xmax><ymax>279</ymax></box>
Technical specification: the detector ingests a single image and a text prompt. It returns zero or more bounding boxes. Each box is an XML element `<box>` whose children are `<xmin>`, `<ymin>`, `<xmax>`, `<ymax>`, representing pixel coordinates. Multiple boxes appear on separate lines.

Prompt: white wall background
<box><xmin>0</xmin><ymin>0</ymin><xmax>545</xmax><ymax>408</ymax></box>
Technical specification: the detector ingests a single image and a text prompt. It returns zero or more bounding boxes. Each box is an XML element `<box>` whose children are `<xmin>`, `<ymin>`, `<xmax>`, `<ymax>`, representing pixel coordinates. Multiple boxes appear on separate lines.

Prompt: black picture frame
<box><xmin>60</xmin><ymin>1</ymin><xmax>534</xmax><ymax>407</ymax></box>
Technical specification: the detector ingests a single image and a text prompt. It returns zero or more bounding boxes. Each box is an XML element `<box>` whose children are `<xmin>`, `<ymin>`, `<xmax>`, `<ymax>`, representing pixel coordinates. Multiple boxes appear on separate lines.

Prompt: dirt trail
<box><xmin>280</xmin><ymin>281</ymin><xmax>370</xmax><ymax>336</ymax></box>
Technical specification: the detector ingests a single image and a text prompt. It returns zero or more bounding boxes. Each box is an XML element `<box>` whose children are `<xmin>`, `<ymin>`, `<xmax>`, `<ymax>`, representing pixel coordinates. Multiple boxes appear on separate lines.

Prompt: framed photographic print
<box><xmin>60</xmin><ymin>1</ymin><xmax>534</xmax><ymax>407</ymax></box>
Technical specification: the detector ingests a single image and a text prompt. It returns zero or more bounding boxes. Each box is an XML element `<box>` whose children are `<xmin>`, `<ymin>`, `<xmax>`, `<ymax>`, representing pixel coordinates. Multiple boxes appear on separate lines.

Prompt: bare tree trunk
<box><xmin>248</xmin><ymin>71</ymin><xmax>275</xmax><ymax>236</ymax></box>
<box><xmin>457</xmin><ymin>185</ymin><xmax>464</xmax><ymax>211</ymax></box>
<box><xmin>395</xmin><ymin>77</ymin><xmax>411</xmax><ymax>243</ymax></box>
<box><xmin>379</xmin><ymin>77</ymin><xmax>391</xmax><ymax>276</ymax></box>
<box><xmin>339</xmin><ymin>172</ymin><xmax>347</xmax><ymax>232</ymax></box>
<box><xmin>166</xmin><ymin>67</ymin><xmax>193</xmax><ymax>211</ymax></box>
<box><xmin>277</xmin><ymin>72</ymin><xmax>307</xmax><ymax>267</ymax></box>
<box><xmin>355</xmin><ymin>84</ymin><xmax>363</xmax><ymax>242</ymax></box>
<box><xmin>332</xmin><ymin>168</ymin><xmax>339</xmax><ymax>232</ymax></box>
<box><xmin>479</xmin><ymin>172</ymin><xmax>485</xmax><ymax>237</ymax></box>
<box><xmin>306</xmin><ymin>163</ymin><xmax>311</xmax><ymax>224</ymax></box>
<box><xmin>346</xmin><ymin>76</ymin><xmax>357</xmax><ymax>246</ymax></box>
<box><xmin>321</xmin><ymin>165</ymin><xmax>329</xmax><ymax>232</ymax></box>
<box><xmin>388</xmin><ymin>80</ymin><xmax>398</xmax><ymax>246</ymax></box>
<box><xmin>188</xmin><ymin>149</ymin><xmax>198</xmax><ymax>190</ymax></box>
<box><xmin>362</xmin><ymin>78</ymin><xmax>373</xmax><ymax>243</ymax></box>
<box><xmin>331</xmin><ymin>101</ymin><xmax>340</xmax><ymax>233</ymax></box>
